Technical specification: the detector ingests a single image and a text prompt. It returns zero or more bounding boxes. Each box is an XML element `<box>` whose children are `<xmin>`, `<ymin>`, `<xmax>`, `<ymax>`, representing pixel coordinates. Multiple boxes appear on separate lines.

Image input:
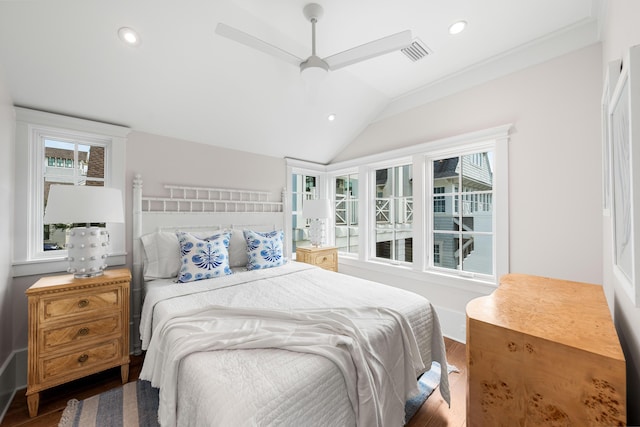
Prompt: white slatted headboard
<box><xmin>131</xmin><ymin>174</ymin><xmax>286</xmax><ymax>354</ymax></box>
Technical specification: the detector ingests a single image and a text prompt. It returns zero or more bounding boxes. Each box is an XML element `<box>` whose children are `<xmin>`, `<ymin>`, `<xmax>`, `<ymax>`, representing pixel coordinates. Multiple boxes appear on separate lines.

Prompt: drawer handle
<box><xmin>78</xmin><ymin>299</ymin><xmax>90</xmax><ymax>308</ymax></box>
<box><xmin>322</xmin><ymin>256</ymin><xmax>327</xmax><ymax>261</ymax></box>
<box><xmin>78</xmin><ymin>354</ymin><xmax>89</xmax><ymax>363</ymax></box>
<box><xmin>77</xmin><ymin>327</ymin><xmax>90</xmax><ymax>336</ymax></box>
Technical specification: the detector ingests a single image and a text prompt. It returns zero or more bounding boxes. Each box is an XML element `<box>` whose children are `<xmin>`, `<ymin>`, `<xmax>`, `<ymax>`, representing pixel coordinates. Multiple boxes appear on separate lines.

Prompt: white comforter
<box><xmin>139</xmin><ymin>262</ymin><xmax>450</xmax><ymax>427</ymax></box>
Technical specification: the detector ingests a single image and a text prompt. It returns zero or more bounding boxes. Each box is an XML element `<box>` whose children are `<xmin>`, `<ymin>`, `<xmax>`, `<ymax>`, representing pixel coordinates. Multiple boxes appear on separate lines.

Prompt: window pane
<box><xmin>292</xmin><ymin>173</ymin><xmax>318</xmax><ymax>253</ymax></box>
<box><xmin>434</xmin><ymin>232</ymin><xmax>459</xmax><ymax>270</ymax></box>
<box><xmin>433</xmin><ymin>196</ymin><xmax>459</xmax><ymax>231</ymax></box>
<box><xmin>395</xmin><ymin>235</ymin><xmax>412</xmax><ymax>262</ymax></box>
<box><xmin>374</xmin><ymin>165</ymin><xmax>412</xmax><ymax>263</ymax></box>
<box><xmin>85</xmin><ymin>145</ymin><xmax>105</xmax><ymax>180</ymax></box>
<box><xmin>462</xmin><ymin>233</ymin><xmax>493</xmax><ymax>275</ymax></box>
<box><xmin>336</xmin><ymin>174</ymin><xmax>359</xmax><ymax>254</ymax></box>
<box><xmin>431</xmin><ymin>151</ymin><xmax>495</xmax><ymax>276</ymax></box>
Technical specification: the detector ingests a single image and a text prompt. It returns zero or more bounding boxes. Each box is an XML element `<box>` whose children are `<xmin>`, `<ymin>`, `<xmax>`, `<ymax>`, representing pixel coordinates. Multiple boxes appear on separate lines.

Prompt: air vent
<box><xmin>401</xmin><ymin>38</ymin><xmax>432</xmax><ymax>62</ymax></box>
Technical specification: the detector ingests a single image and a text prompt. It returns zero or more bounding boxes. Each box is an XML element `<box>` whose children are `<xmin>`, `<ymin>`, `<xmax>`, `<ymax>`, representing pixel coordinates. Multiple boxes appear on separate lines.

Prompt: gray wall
<box><xmin>0</xmin><ymin>66</ymin><xmax>15</xmax><ymax>413</ymax></box>
<box><xmin>601</xmin><ymin>0</ymin><xmax>640</xmax><ymax>423</ymax></box>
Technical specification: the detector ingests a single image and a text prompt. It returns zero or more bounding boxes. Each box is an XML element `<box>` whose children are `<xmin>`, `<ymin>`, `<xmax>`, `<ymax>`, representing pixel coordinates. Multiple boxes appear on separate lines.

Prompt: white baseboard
<box><xmin>0</xmin><ymin>348</ymin><xmax>27</xmax><ymax>424</ymax></box>
<box><xmin>434</xmin><ymin>304</ymin><xmax>467</xmax><ymax>344</ymax></box>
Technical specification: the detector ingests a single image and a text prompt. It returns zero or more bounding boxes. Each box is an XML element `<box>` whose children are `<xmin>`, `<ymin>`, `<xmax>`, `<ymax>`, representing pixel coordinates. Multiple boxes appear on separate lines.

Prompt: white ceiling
<box><xmin>0</xmin><ymin>0</ymin><xmax>603</xmax><ymax>164</ymax></box>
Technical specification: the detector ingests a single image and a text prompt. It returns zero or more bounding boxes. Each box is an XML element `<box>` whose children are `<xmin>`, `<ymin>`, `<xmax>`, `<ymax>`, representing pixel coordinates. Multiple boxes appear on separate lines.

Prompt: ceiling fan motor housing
<box><xmin>303</xmin><ymin>3</ymin><xmax>324</xmax><ymax>22</ymax></box>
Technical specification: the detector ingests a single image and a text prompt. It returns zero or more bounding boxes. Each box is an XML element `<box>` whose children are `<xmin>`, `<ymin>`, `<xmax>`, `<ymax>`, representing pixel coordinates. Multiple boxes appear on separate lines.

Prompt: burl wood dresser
<box><xmin>466</xmin><ymin>273</ymin><xmax>626</xmax><ymax>426</ymax></box>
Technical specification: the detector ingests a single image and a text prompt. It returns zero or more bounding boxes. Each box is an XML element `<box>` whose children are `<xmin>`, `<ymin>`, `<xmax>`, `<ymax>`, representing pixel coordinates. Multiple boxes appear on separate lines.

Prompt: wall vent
<box><xmin>401</xmin><ymin>38</ymin><xmax>432</xmax><ymax>62</ymax></box>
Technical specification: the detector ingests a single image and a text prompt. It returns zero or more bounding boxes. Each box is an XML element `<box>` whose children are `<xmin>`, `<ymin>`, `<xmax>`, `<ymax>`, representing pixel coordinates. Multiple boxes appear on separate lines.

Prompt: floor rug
<box><xmin>59</xmin><ymin>362</ymin><xmax>456</xmax><ymax>427</ymax></box>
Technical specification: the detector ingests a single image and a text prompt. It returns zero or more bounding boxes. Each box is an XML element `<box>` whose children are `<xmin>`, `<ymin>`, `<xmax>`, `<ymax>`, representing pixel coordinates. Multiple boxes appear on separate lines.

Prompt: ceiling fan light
<box><xmin>300</xmin><ymin>55</ymin><xmax>328</xmax><ymax>84</ymax></box>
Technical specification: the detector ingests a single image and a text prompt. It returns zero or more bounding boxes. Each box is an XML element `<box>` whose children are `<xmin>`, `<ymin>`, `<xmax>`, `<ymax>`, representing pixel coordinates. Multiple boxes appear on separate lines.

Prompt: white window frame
<box><xmin>326</xmin><ymin>124</ymin><xmax>510</xmax><ymax>290</ymax></box>
<box><xmin>369</xmin><ymin>158</ymin><xmax>414</xmax><ymax>266</ymax></box>
<box><xmin>426</xmin><ymin>145</ymin><xmax>497</xmax><ymax>280</ymax></box>
<box><xmin>333</xmin><ymin>171</ymin><xmax>360</xmax><ymax>256</ymax></box>
<box><xmin>285</xmin><ymin>158</ymin><xmax>328</xmax><ymax>259</ymax></box>
<box><xmin>13</xmin><ymin>108</ymin><xmax>129</xmax><ymax>277</ymax></box>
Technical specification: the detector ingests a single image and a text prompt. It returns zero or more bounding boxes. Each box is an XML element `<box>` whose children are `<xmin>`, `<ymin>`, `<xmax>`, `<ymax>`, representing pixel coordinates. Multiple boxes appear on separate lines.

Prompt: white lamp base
<box><xmin>66</xmin><ymin>226</ymin><xmax>110</xmax><ymax>278</ymax></box>
<box><xmin>309</xmin><ymin>219</ymin><xmax>325</xmax><ymax>247</ymax></box>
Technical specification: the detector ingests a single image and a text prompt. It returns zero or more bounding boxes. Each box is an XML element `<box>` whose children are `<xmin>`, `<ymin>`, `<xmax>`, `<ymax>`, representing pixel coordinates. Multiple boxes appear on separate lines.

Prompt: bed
<box><xmin>131</xmin><ymin>175</ymin><xmax>450</xmax><ymax>426</ymax></box>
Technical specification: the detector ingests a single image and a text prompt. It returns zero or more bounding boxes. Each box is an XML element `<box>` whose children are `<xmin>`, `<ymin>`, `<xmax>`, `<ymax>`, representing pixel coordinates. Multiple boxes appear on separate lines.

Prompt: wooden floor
<box><xmin>1</xmin><ymin>338</ymin><xmax>466</xmax><ymax>427</ymax></box>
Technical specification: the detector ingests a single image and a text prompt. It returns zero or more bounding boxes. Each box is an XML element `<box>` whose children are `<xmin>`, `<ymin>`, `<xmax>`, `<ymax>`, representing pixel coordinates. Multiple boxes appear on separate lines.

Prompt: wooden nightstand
<box><xmin>296</xmin><ymin>246</ymin><xmax>338</xmax><ymax>272</ymax></box>
<box><xmin>25</xmin><ymin>268</ymin><xmax>131</xmax><ymax>417</ymax></box>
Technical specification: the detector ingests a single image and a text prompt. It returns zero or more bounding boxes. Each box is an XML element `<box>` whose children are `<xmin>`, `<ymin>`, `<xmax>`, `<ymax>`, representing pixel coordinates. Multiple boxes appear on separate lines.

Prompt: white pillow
<box><xmin>228</xmin><ymin>229</ymin><xmax>249</xmax><ymax>268</ymax></box>
<box><xmin>140</xmin><ymin>231</ymin><xmax>181</xmax><ymax>279</ymax></box>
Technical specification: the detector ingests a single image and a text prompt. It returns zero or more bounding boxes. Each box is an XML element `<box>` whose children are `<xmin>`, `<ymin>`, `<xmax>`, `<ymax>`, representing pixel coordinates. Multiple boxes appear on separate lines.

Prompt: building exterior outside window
<box><xmin>431</xmin><ymin>152</ymin><xmax>494</xmax><ymax>275</ymax></box>
<box><xmin>374</xmin><ymin>164</ymin><xmax>413</xmax><ymax>263</ymax></box>
<box><xmin>291</xmin><ymin>173</ymin><xmax>317</xmax><ymax>252</ymax></box>
<box><xmin>43</xmin><ymin>140</ymin><xmax>107</xmax><ymax>252</ymax></box>
<box><xmin>335</xmin><ymin>174</ymin><xmax>358</xmax><ymax>254</ymax></box>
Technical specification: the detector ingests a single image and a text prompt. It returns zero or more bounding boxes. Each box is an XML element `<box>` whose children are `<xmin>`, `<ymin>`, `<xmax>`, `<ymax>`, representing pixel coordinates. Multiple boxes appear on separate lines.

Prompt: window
<box><xmin>291</xmin><ymin>173</ymin><xmax>318</xmax><ymax>252</ymax></box>
<box><xmin>13</xmin><ymin>107</ymin><xmax>129</xmax><ymax>276</ymax></box>
<box><xmin>43</xmin><ymin>139</ymin><xmax>107</xmax><ymax>253</ymax></box>
<box><xmin>335</xmin><ymin>173</ymin><xmax>358</xmax><ymax>254</ymax></box>
<box><xmin>374</xmin><ymin>164</ymin><xmax>413</xmax><ymax>263</ymax></box>
<box><xmin>309</xmin><ymin>125</ymin><xmax>509</xmax><ymax>286</ymax></box>
<box><xmin>431</xmin><ymin>151</ymin><xmax>494</xmax><ymax>275</ymax></box>
<box><xmin>433</xmin><ymin>186</ymin><xmax>445</xmax><ymax>213</ymax></box>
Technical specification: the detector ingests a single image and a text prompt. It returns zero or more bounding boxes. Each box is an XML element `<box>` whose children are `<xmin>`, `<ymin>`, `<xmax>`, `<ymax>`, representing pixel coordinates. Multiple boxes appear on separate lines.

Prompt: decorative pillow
<box><xmin>140</xmin><ymin>231</ymin><xmax>181</xmax><ymax>279</ymax></box>
<box><xmin>177</xmin><ymin>232</ymin><xmax>232</xmax><ymax>283</ymax></box>
<box><xmin>244</xmin><ymin>230</ymin><xmax>285</xmax><ymax>270</ymax></box>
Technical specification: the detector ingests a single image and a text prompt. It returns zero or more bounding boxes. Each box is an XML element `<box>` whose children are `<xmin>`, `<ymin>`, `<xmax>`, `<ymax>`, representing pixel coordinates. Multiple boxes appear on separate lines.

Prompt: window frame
<box><xmin>334</xmin><ymin>172</ymin><xmax>360</xmax><ymax>255</ymax></box>
<box><xmin>13</xmin><ymin>108</ymin><xmax>129</xmax><ymax>277</ymax></box>
<box><xmin>326</xmin><ymin>124</ymin><xmax>510</xmax><ymax>289</ymax></box>
<box><xmin>426</xmin><ymin>147</ymin><xmax>496</xmax><ymax>280</ymax></box>
<box><xmin>369</xmin><ymin>159</ymin><xmax>414</xmax><ymax>266</ymax></box>
<box><xmin>285</xmin><ymin>158</ymin><xmax>328</xmax><ymax>260</ymax></box>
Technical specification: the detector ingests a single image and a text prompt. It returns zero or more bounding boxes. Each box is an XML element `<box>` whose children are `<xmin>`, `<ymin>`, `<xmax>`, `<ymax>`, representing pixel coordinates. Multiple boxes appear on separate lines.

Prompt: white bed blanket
<box><xmin>139</xmin><ymin>262</ymin><xmax>450</xmax><ymax>426</ymax></box>
<box><xmin>140</xmin><ymin>305</ymin><xmax>424</xmax><ymax>427</ymax></box>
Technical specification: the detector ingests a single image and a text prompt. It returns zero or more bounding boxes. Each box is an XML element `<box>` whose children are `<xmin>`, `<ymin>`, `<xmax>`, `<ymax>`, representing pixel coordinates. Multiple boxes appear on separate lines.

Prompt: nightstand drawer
<box><xmin>296</xmin><ymin>246</ymin><xmax>338</xmax><ymax>272</ymax></box>
<box><xmin>309</xmin><ymin>252</ymin><xmax>337</xmax><ymax>270</ymax></box>
<box><xmin>41</xmin><ymin>288</ymin><xmax>120</xmax><ymax>322</ymax></box>
<box><xmin>40</xmin><ymin>338</ymin><xmax>122</xmax><ymax>383</ymax></box>
<box><xmin>40</xmin><ymin>314</ymin><xmax>121</xmax><ymax>352</ymax></box>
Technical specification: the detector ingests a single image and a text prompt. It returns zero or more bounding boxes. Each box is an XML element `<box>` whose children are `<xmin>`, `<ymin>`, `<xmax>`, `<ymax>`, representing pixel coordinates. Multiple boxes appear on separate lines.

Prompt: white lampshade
<box><xmin>44</xmin><ymin>185</ymin><xmax>124</xmax><ymax>278</ymax></box>
<box><xmin>44</xmin><ymin>185</ymin><xmax>124</xmax><ymax>224</ymax></box>
<box><xmin>302</xmin><ymin>199</ymin><xmax>331</xmax><ymax>219</ymax></box>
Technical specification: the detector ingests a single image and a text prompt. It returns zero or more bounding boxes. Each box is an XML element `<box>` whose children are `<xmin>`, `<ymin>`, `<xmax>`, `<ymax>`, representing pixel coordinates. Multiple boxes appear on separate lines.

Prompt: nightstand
<box><xmin>25</xmin><ymin>268</ymin><xmax>131</xmax><ymax>417</ymax></box>
<box><xmin>296</xmin><ymin>246</ymin><xmax>338</xmax><ymax>272</ymax></box>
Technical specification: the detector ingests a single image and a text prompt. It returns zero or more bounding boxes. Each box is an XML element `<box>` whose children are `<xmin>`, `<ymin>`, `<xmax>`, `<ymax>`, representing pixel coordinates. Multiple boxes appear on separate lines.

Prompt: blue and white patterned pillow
<box><xmin>176</xmin><ymin>232</ymin><xmax>232</xmax><ymax>283</ymax></box>
<box><xmin>244</xmin><ymin>229</ymin><xmax>285</xmax><ymax>270</ymax></box>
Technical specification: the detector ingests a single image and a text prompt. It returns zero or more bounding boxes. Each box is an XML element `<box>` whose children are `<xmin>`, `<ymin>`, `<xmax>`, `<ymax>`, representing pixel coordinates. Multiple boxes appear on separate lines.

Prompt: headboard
<box><xmin>131</xmin><ymin>174</ymin><xmax>285</xmax><ymax>354</ymax></box>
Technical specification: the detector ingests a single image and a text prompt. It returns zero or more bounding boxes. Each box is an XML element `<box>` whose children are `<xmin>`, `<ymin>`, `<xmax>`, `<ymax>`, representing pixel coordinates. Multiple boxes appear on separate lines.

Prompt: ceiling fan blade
<box><xmin>215</xmin><ymin>23</ymin><xmax>302</xmax><ymax>67</ymax></box>
<box><xmin>324</xmin><ymin>30</ymin><xmax>412</xmax><ymax>71</ymax></box>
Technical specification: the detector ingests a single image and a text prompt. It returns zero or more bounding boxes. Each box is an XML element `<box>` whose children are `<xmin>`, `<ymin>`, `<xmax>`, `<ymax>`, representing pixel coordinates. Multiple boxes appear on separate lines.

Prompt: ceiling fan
<box><xmin>215</xmin><ymin>3</ymin><xmax>412</xmax><ymax>80</ymax></box>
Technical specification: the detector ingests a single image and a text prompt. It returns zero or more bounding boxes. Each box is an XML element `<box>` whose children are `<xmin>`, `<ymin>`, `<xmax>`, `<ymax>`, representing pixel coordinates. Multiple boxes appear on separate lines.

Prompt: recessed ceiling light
<box><xmin>118</xmin><ymin>27</ymin><xmax>141</xmax><ymax>46</ymax></box>
<box><xmin>448</xmin><ymin>21</ymin><xmax>467</xmax><ymax>35</ymax></box>
<box><xmin>327</xmin><ymin>113</ymin><xmax>336</xmax><ymax>121</ymax></box>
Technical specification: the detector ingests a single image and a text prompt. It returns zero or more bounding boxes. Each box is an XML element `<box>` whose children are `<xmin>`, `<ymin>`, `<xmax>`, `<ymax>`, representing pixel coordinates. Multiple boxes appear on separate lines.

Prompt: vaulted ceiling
<box><xmin>0</xmin><ymin>0</ymin><xmax>603</xmax><ymax>164</ymax></box>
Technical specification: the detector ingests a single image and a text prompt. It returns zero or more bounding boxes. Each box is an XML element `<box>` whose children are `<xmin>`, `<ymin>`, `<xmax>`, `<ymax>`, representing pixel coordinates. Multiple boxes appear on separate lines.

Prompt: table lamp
<box><xmin>43</xmin><ymin>185</ymin><xmax>124</xmax><ymax>278</ymax></box>
<box><xmin>302</xmin><ymin>198</ymin><xmax>331</xmax><ymax>247</ymax></box>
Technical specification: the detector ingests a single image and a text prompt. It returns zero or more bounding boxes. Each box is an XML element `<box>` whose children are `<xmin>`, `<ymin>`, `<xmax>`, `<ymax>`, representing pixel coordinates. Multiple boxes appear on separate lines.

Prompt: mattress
<box><xmin>139</xmin><ymin>262</ymin><xmax>449</xmax><ymax>427</ymax></box>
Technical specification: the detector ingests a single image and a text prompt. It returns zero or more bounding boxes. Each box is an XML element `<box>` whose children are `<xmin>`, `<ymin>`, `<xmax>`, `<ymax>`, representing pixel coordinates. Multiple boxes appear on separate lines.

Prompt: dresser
<box><xmin>25</xmin><ymin>268</ymin><xmax>131</xmax><ymax>417</ymax></box>
<box><xmin>466</xmin><ymin>273</ymin><xmax>626</xmax><ymax>426</ymax></box>
<box><xmin>296</xmin><ymin>246</ymin><xmax>338</xmax><ymax>272</ymax></box>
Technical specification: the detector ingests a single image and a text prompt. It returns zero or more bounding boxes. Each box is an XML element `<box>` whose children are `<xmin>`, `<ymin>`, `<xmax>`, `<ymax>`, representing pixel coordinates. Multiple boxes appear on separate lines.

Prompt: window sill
<box><xmin>12</xmin><ymin>253</ymin><xmax>127</xmax><ymax>277</ymax></box>
<box><xmin>337</xmin><ymin>256</ymin><xmax>498</xmax><ymax>294</ymax></box>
